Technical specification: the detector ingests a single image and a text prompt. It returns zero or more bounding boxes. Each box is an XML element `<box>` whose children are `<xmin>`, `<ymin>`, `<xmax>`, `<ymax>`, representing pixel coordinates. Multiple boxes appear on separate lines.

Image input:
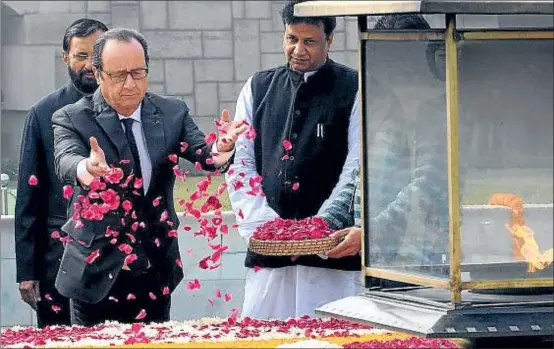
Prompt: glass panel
<box><xmin>458</xmin><ymin>39</ymin><xmax>554</xmax><ymax>285</ymax></box>
<box><xmin>363</xmin><ymin>39</ymin><xmax>450</xmax><ymax>280</ymax></box>
<box><xmin>457</xmin><ymin>14</ymin><xmax>554</xmax><ymax>29</ymax></box>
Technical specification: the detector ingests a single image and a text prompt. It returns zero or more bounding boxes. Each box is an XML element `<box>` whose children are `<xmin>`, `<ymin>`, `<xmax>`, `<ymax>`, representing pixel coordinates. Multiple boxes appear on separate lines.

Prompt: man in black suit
<box><xmin>15</xmin><ymin>18</ymin><xmax>108</xmax><ymax>328</ymax></box>
<box><xmin>52</xmin><ymin>27</ymin><xmax>247</xmax><ymax>326</ymax></box>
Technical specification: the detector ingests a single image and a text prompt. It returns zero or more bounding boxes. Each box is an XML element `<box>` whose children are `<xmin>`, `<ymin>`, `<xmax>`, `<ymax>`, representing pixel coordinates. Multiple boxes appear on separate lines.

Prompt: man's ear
<box><xmin>62</xmin><ymin>51</ymin><xmax>69</xmax><ymax>66</ymax></box>
<box><xmin>92</xmin><ymin>66</ymin><xmax>101</xmax><ymax>82</ymax></box>
<box><xmin>326</xmin><ymin>33</ymin><xmax>334</xmax><ymax>48</ymax></box>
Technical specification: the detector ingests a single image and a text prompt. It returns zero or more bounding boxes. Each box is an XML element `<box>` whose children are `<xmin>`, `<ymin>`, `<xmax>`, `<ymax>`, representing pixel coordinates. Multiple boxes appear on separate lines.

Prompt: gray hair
<box><xmin>92</xmin><ymin>27</ymin><xmax>149</xmax><ymax>71</ymax></box>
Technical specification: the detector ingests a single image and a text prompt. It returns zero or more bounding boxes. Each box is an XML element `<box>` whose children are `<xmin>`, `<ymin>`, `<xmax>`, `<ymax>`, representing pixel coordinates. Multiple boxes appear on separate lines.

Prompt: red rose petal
<box><xmin>168</xmin><ymin>154</ymin><xmax>178</xmax><ymax>164</ymax></box>
<box><xmin>215</xmin><ymin>289</ymin><xmax>222</xmax><ymax>298</ymax></box>
<box><xmin>85</xmin><ymin>249</ymin><xmax>100</xmax><ymax>264</ymax></box>
<box><xmin>254</xmin><ymin>265</ymin><xmax>263</xmax><ymax>272</ymax></box>
<box><xmin>127</xmin><ymin>293</ymin><xmax>136</xmax><ymax>301</ymax></box>
<box><xmin>149</xmin><ymin>292</ymin><xmax>157</xmax><ymax>300</ymax></box>
<box><xmin>168</xmin><ymin>230</ymin><xmax>178</xmax><ymax>238</ymax></box>
<box><xmin>135</xmin><ymin>309</ymin><xmax>147</xmax><ymax>320</ymax></box>
<box><xmin>50</xmin><ymin>231</ymin><xmax>61</xmax><ymax>239</ymax></box>
<box><xmin>28</xmin><ymin>175</ymin><xmax>38</xmax><ymax>186</ymax></box>
<box><xmin>51</xmin><ymin>305</ymin><xmax>61</xmax><ymax>313</ymax></box>
<box><xmin>152</xmin><ymin>196</ymin><xmax>162</xmax><ymax>207</ymax></box>
<box><xmin>162</xmin><ymin>287</ymin><xmax>170</xmax><ymax>296</ymax></box>
<box><xmin>282</xmin><ymin>139</ymin><xmax>292</xmax><ymax>151</ymax></box>
<box><xmin>195</xmin><ymin>162</ymin><xmax>202</xmax><ymax>171</ymax></box>
<box><xmin>176</xmin><ymin>258</ymin><xmax>183</xmax><ymax>268</ymax></box>
<box><xmin>44</xmin><ymin>294</ymin><xmax>53</xmax><ymax>301</ymax></box>
<box><xmin>292</xmin><ymin>182</ymin><xmax>300</xmax><ymax>191</ymax></box>
<box><xmin>180</xmin><ymin>141</ymin><xmax>189</xmax><ymax>153</ymax></box>
<box><xmin>224</xmin><ymin>293</ymin><xmax>232</xmax><ymax>302</ymax></box>
<box><xmin>62</xmin><ymin>185</ymin><xmax>73</xmax><ymax>199</ymax></box>
<box><xmin>124</xmin><ymin>254</ymin><xmax>138</xmax><ymax>265</ymax></box>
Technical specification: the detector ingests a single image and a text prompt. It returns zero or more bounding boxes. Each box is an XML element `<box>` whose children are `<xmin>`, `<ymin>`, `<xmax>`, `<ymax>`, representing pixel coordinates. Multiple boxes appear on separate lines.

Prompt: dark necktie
<box><xmin>121</xmin><ymin>118</ymin><xmax>149</xmax><ymax>275</ymax></box>
<box><xmin>121</xmin><ymin>118</ymin><xmax>143</xmax><ymax>179</ymax></box>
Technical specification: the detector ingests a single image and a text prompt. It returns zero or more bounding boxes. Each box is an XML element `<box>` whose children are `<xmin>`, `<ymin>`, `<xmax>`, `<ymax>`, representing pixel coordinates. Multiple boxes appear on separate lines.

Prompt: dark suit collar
<box><xmin>93</xmin><ymin>90</ymin><xmax>166</xmax><ymax>169</ymax></box>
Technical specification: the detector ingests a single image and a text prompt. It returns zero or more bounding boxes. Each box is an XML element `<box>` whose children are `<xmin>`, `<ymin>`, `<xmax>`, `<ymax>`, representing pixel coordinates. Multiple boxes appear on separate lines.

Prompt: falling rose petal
<box><xmin>176</xmin><ymin>258</ymin><xmax>183</xmax><ymax>268</ymax></box>
<box><xmin>184</xmin><ymin>225</ymin><xmax>192</xmax><ymax>232</ymax></box>
<box><xmin>168</xmin><ymin>154</ymin><xmax>178</xmax><ymax>164</ymax></box>
<box><xmin>135</xmin><ymin>309</ymin><xmax>147</xmax><ymax>320</ymax></box>
<box><xmin>127</xmin><ymin>293</ymin><xmax>136</xmax><ymax>301</ymax></box>
<box><xmin>124</xmin><ymin>254</ymin><xmax>138</xmax><ymax>265</ymax></box>
<box><xmin>205</xmin><ymin>158</ymin><xmax>214</xmax><ymax>165</ymax></box>
<box><xmin>51</xmin><ymin>305</ymin><xmax>61</xmax><ymax>313</ymax></box>
<box><xmin>180</xmin><ymin>141</ymin><xmax>189</xmax><ymax>153</ymax></box>
<box><xmin>204</xmin><ymin>132</ymin><xmax>217</xmax><ymax>145</ymax></box>
<box><xmin>139</xmin><ymin>222</ymin><xmax>146</xmax><ymax>228</ymax></box>
<box><xmin>85</xmin><ymin>249</ymin><xmax>100</xmax><ymax>264</ymax></box>
<box><xmin>109</xmin><ymin>273</ymin><xmax>113</xmax><ymax>279</ymax></box>
<box><xmin>152</xmin><ymin>196</ymin><xmax>162</xmax><ymax>207</ymax></box>
<box><xmin>131</xmin><ymin>222</ymin><xmax>139</xmax><ymax>232</ymax></box>
<box><xmin>224</xmin><ymin>293</ymin><xmax>232</xmax><ymax>302</ymax></box>
<box><xmin>195</xmin><ymin>162</ymin><xmax>202</xmax><ymax>171</ymax></box>
<box><xmin>215</xmin><ymin>289</ymin><xmax>222</xmax><ymax>298</ymax></box>
<box><xmin>62</xmin><ymin>185</ymin><xmax>73</xmax><ymax>199</ymax></box>
<box><xmin>162</xmin><ymin>287</ymin><xmax>170</xmax><ymax>296</ymax></box>
<box><xmin>220</xmin><ymin>224</ymin><xmax>229</xmax><ymax>235</ymax></box>
<box><xmin>292</xmin><ymin>182</ymin><xmax>300</xmax><ymax>191</ymax></box>
<box><xmin>110</xmin><ymin>238</ymin><xmax>118</xmax><ymax>245</ymax></box>
<box><xmin>282</xmin><ymin>139</ymin><xmax>292</xmax><ymax>151</ymax></box>
<box><xmin>281</xmin><ymin>154</ymin><xmax>290</xmax><ymax>160</ymax></box>
<box><xmin>134</xmin><ymin>177</ymin><xmax>144</xmax><ymax>189</ymax></box>
<box><xmin>50</xmin><ymin>231</ymin><xmax>61</xmax><ymax>239</ymax></box>
<box><xmin>131</xmin><ymin>210</ymin><xmax>138</xmax><ymax>220</ymax></box>
<box><xmin>237</xmin><ymin>209</ymin><xmax>244</xmax><ymax>220</ymax></box>
<box><xmin>154</xmin><ymin>238</ymin><xmax>160</xmax><ymax>247</ymax></box>
<box><xmin>208</xmin><ymin>298</ymin><xmax>215</xmax><ymax>306</ymax></box>
<box><xmin>231</xmin><ymin>223</ymin><xmax>239</xmax><ymax>229</ymax></box>
<box><xmin>149</xmin><ymin>292</ymin><xmax>157</xmax><ymax>300</ymax></box>
<box><xmin>160</xmin><ymin>210</ymin><xmax>169</xmax><ymax>222</ymax></box>
<box><xmin>195</xmin><ymin>148</ymin><xmax>202</xmax><ymax>155</ymax></box>
<box><xmin>122</xmin><ymin>200</ymin><xmax>133</xmax><ymax>213</ymax></box>
<box><xmin>108</xmin><ymin>296</ymin><xmax>119</xmax><ymax>303</ymax></box>
<box><xmin>44</xmin><ymin>294</ymin><xmax>53</xmax><ymax>301</ymax></box>
<box><xmin>168</xmin><ymin>230</ymin><xmax>178</xmax><ymax>238</ymax></box>
<box><xmin>28</xmin><ymin>175</ymin><xmax>39</xmax><ymax>186</ymax></box>
<box><xmin>186</xmin><ymin>247</ymin><xmax>193</xmax><ymax>255</ymax></box>
<box><xmin>118</xmin><ymin>243</ymin><xmax>133</xmax><ymax>255</ymax></box>
<box><xmin>254</xmin><ymin>265</ymin><xmax>263</xmax><ymax>272</ymax></box>
<box><xmin>120</xmin><ymin>159</ymin><xmax>131</xmax><ymax>165</ymax></box>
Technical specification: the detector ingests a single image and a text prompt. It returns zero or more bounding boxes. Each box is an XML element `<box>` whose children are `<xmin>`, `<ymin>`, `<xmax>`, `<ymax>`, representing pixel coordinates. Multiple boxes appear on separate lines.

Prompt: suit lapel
<box><xmin>93</xmin><ymin>90</ymin><xmax>131</xmax><ymax>161</ymax></box>
<box><xmin>141</xmin><ymin>95</ymin><xmax>165</xmax><ymax>166</ymax></box>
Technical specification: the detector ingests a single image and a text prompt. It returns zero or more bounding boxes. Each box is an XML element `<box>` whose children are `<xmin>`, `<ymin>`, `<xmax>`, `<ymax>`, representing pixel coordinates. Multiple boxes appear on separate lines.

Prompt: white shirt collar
<box><xmin>118</xmin><ymin>104</ymin><xmax>142</xmax><ymax>123</ymax></box>
<box><xmin>304</xmin><ymin>71</ymin><xmax>317</xmax><ymax>82</ymax></box>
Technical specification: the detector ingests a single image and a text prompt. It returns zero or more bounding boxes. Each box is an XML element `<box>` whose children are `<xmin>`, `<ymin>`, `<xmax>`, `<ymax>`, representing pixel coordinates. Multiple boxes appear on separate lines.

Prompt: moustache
<box><xmin>79</xmin><ymin>70</ymin><xmax>94</xmax><ymax>79</ymax></box>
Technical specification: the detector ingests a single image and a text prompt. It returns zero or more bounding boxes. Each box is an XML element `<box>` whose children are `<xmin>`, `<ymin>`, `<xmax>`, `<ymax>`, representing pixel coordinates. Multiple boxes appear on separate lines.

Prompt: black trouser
<box><xmin>71</xmin><ymin>269</ymin><xmax>171</xmax><ymax>326</ymax></box>
<box><xmin>36</xmin><ymin>282</ymin><xmax>71</xmax><ymax>328</ymax></box>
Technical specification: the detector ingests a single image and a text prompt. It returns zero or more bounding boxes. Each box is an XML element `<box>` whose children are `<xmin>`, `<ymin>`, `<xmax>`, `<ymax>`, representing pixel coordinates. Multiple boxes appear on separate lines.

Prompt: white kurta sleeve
<box><xmin>225</xmin><ymin>77</ymin><xmax>280</xmax><ymax>241</ymax></box>
<box><xmin>316</xmin><ymin>93</ymin><xmax>361</xmax><ymax>216</ymax></box>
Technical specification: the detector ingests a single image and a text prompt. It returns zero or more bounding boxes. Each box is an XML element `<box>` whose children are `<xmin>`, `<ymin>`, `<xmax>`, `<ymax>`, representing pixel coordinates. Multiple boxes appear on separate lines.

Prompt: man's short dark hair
<box><xmin>62</xmin><ymin>18</ymin><xmax>108</xmax><ymax>52</ymax></box>
<box><xmin>280</xmin><ymin>0</ymin><xmax>336</xmax><ymax>39</ymax></box>
<box><xmin>92</xmin><ymin>27</ymin><xmax>150</xmax><ymax>71</ymax></box>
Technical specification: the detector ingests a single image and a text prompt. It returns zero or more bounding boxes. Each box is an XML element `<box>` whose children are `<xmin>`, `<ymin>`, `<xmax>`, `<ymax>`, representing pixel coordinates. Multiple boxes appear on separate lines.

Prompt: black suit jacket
<box><xmin>52</xmin><ymin>89</ymin><xmax>220</xmax><ymax>303</ymax></box>
<box><xmin>15</xmin><ymin>83</ymin><xmax>84</xmax><ymax>284</ymax></box>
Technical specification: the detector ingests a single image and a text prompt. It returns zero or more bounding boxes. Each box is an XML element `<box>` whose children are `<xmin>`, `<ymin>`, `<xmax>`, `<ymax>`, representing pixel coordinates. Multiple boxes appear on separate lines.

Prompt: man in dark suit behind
<box><xmin>15</xmin><ymin>18</ymin><xmax>108</xmax><ymax>328</ymax></box>
<box><xmin>52</xmin><ymin>27</ymin><xmax>247</xmax><ymax>326</ymax></box>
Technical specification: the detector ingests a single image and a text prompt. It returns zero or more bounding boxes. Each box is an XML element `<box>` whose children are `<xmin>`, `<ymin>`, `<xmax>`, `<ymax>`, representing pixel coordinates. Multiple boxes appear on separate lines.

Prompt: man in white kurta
<box><xmin>225</xmin><ymin>0</ymin><xmax>362</xmax><ymax>320</ymax></box>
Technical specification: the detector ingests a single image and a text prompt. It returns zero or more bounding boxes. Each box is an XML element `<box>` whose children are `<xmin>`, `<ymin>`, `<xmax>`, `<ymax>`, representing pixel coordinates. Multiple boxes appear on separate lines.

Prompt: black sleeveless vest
<box><xmin>245</xmin><ymin>60</ymin><xmax>361</xmax><ymax>271</ymax></box>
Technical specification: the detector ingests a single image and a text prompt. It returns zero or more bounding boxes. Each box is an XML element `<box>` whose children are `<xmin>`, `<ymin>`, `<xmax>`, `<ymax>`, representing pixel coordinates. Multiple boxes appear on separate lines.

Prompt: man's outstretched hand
<box><xmin>327</xmin><ymin>227</ymin><xmax>362</xmax><ymax>258</ymax></box>
<box><xmin>216</xmin><ymin>109</ymin><xmax>248</xmax><ymax>153</ymax></box>
<box><xmin>85</xmin><ymin>137</ymin><xmax>109</xmax><ymax>177</ymax></box>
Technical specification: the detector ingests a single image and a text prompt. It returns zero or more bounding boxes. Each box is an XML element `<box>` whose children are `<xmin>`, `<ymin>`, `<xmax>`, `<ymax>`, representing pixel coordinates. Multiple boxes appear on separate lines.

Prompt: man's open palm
<box><xmin>86</xmin><ymin>136</ymin><xmax>109</xmax><ymax>177</ymax></box>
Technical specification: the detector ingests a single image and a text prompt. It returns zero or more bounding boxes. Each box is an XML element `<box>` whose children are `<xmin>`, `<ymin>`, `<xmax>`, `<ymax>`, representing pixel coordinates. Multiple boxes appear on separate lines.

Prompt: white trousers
<box><xmin>241</xmin><ymin>265</ymin><xmax>362</xmax><ymax>320</ymax></box>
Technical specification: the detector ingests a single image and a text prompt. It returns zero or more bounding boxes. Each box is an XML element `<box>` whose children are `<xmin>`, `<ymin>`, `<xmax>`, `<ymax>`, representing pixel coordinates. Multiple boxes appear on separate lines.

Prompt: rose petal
<box><xmin>224</xmin><ymin>293</ymin><xmax>232</xmax><ymax>302</ymax></box>
<box><xmin>135</xmin><ymin>309</ymin><xmax>147</xmax><ymax>320</ymax></box>
<box><xmin>51</xmin><ymin>305</ymin><xmax>61</xmax><ymax>313</ymax></box>
<box><xmin>85</xmin><ymin>249</ymin><xmax>100</xmax><ymax>264</ymax></box>
<box><xmin>50</xmin><ymin>231</ymin><xmax>61</xmax><ymax>239</ymax></box>
<box><xmin>292</xmin><ymin>182</ymin><xmax>300</xmax><ymax>191</ymax></box>
<box><xmin>168</xmin><ymin>154</ymin><xmax>178</xmax><ymax>164</ymax></box>
<box><xmin>62</xmin><ymin>185</ymin><xmax>73</xmax><ymax>200</ymax></box>
<box><xmin>127</xmin><ymin>293</ymin><xmax>136</xmax><ymax>301</ymax></box>
<box><xmin>162</xmin><ymin>287</ymin><xmax>170</xmax><ymax>296</ymax></box>
<box><xmin>254</xmin><ymin>265</ymin><xmax>263</xmax><ymax>272</ymax></box>
<box><xmin>28</xmin><ymin>175</ymin><xmax>38</xmax><ymax>186</ymax></box>
<box><xmin>149</xmin><ymin>292</ymin><xmax>157</xmax><ymax>300</ymax></box>
<box><xmin>282</xmin><ymin>139</ymin><xmax>292</xmax><ymax>151</ymax></box>
<box><xmin>152</xmin><ymin>196</ymin><xmax>162</xmax><ymax>207</ymax></box>
<box><xmin>176</xmin><ymin>258</ymin><xmax>183</xmax><ymax>268</ymax></box>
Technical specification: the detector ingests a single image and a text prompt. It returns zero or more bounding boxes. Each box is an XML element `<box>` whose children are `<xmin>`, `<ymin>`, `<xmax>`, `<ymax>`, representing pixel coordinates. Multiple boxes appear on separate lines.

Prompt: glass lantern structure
<box><xmin>295</xmin><ymin>0</ymin><xmax>553</xmax><ymax>341</ymax></box>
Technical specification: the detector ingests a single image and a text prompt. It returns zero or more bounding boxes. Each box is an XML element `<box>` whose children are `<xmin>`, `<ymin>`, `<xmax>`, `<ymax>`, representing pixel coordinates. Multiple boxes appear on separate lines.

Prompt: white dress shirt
<box><xmin>225</xmin><ymin>72</ymin><xmax>362</xmax><ymax>320</ymax></box>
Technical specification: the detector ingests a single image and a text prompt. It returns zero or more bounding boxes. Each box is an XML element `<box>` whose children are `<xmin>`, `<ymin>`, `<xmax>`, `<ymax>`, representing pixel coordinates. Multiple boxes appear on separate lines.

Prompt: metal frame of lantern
<box><xmin>295</xmin><ymin>0</ymin><xmax>553</xmax><ymax>340</ymax></box>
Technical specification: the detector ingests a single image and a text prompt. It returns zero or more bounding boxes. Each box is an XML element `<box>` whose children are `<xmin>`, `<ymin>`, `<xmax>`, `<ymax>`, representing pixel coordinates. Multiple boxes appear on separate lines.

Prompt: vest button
<box><xmin>289</xmin><ymin>156</ymin><xmax>295</xmax><ymax>161</ymax></box>
<box><xmin>292</xmin><ymin>133</ymin><xmax>298</xmax><ymax>139</ymax></box>
<box><xmin>295</xmin><ymin>110</ymin><xmax>301</xmax><ymax>116</ymax></box>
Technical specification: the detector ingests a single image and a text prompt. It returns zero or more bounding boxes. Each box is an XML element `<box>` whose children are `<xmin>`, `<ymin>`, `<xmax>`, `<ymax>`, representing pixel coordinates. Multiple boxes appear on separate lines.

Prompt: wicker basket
<box><xmin>249</xmin><ymin>236</ymin><xmax>339</xmax><ymax>256</ymax></box>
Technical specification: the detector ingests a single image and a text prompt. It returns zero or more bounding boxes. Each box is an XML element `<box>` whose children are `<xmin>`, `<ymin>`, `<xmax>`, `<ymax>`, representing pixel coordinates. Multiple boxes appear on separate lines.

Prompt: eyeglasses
<box><xmin>101</xmin><ymin>68</ymin><xmax>149</xmax><ymax>83</ymax></box>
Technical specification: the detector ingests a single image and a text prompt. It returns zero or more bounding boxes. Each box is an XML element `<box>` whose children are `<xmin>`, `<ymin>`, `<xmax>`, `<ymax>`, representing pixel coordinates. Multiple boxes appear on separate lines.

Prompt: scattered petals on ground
<box><xmin>0</xmin><ymin>317</ymin><xmax>459</xmax><ymax>348</ymax></box>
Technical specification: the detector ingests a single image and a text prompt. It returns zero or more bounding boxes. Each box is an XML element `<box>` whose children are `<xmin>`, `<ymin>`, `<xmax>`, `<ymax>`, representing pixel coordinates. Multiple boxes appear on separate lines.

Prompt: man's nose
<box><xmin>84</xmin><ymin>60</ymin><xmax>93</xmax><ymax>71</ymax></box>
<box><xmin>123</xmin><ymin>73</ymin><xmax>137</xmax><ymax>88</ymax></box>
<box><xmin>294</xmin><ymin>42</ymin><xmax>307</xmax><ymax>56</ymax></box>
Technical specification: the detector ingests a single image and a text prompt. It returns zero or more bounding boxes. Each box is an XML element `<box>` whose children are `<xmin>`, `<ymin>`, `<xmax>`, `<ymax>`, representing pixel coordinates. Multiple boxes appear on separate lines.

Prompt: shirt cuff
<box><xmin>76</xmin><ymin>158</ymin><xmax>95</xmax><ymax>187</ymax></box>
<box><xmin>211</xmin><ymin>142</ymin><xmax>235</xmax><ymax>168</ymax></box>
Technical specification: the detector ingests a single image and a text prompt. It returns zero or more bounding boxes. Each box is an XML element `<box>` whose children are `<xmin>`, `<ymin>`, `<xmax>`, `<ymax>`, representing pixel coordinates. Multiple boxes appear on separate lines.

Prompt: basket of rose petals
<box><xmin>249</xmin><ymin>217</ymin><xmax>339</xmax><ymax>256</ymax></box>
